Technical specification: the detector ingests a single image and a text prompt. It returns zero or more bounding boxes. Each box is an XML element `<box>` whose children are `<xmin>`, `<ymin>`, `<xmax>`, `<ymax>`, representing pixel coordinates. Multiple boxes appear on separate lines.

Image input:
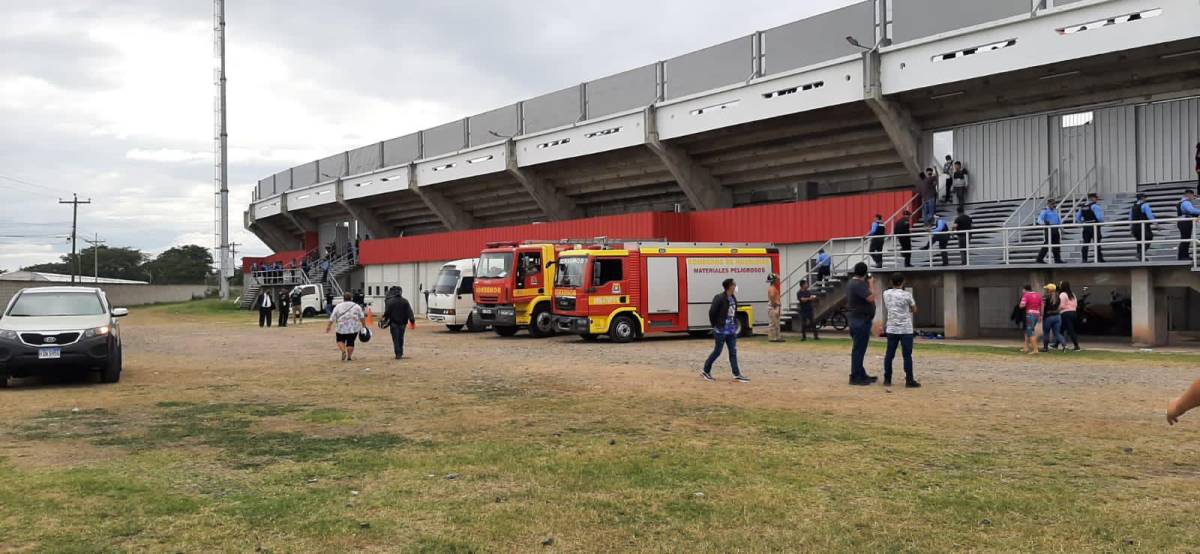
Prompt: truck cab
<box><xmin>427</xmin><ymin>258</ymin><xmax>483</xmax><ymax>332</ymax></box>
<box><xmin>471</xmin><ymin>242</ymin><xmax>560</xmax><ymax>337</ymax></box>
<box><xmin>551</xmin><ymin>249</ymin><xmax>638</xmax><ymax>342</ymax></box>
<box><xmin>288</xmin><ymin>283</ymin><xmax>326</xmax><ymax>317</ymax></box>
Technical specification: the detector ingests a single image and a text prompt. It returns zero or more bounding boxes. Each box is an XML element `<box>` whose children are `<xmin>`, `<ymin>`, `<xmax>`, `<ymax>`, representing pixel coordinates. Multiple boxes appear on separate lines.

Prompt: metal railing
<box><xmin>825</xmin><ymin>216</ymin><xmax>1200</xmax><ymax>271</ymax></box>
<box><xmin>1000</xmin><ymin>167</ymin><xmax>1061</xmax><ymax>261</ymax></box>
<box><xmin>780</xmin><ymin>192</ymin><xmax>919</xmax><ymax>305</ymax></box>
<box><xmin>249</xmin><ymin>267</ymin><xmax>310</xmax><ymax>287</ymax></box>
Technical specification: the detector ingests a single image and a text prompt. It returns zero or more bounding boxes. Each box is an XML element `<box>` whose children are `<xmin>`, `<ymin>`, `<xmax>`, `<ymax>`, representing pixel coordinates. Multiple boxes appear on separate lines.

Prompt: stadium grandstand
<box><xmin>245</xmin><ymin>0</ymin><xmax>1200</xmax><ymax>345</ymax></box>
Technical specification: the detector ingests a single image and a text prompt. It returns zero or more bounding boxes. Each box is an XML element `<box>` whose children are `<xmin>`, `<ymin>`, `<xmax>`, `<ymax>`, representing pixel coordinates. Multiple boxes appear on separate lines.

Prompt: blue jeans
<box><xmin>922</xmin><ymin>198</ymin><xmax>937</xmax><ymax>226</ymax></box>
<box><xmin>884</xmin><ymin>333</ymin><xmax>914</xmax><ymax>382</ymax></box>
<box><xmin>389</xmin><ymin>324</ymin><xmax>407</xmax><ymax>358</ymax></box>
<box><xmin>1042</xmin><ymin>314</ymin><xmax>1065</xmax><ymax>349</ymax></box>
<box><xmin>703</xmin><ymin>332</ymin><xmax>740</xmax><ymax>376</ymax></box>
<box><xmin>849</xmin><ymin>317</ymin><xmax>872</xmax><ymax>380</ymax></box>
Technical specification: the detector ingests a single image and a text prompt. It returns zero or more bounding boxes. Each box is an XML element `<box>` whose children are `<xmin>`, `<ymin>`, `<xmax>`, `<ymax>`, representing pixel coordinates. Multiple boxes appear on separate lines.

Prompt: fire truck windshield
<box><xmin>555</xmin><ymin>256</ymin><xmax>587</xmax><ymax>287</ymax></box>
<box><xmin>478</xmin><ymin>252</ymin><xmax>513</xmax><ymax>279</ymax></box>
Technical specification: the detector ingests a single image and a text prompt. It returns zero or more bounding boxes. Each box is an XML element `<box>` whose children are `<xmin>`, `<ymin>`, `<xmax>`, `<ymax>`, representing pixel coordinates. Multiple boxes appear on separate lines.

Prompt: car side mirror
<box><xmin>112</xmin><ymin>308</ymin><xmax>129</xmax><ymax>318</ymax></box>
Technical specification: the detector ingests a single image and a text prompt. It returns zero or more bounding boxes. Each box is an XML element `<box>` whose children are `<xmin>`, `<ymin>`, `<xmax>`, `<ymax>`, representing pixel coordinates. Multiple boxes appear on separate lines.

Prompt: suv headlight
<box><xmin>0</xmin><ymin>329</ymin><xmax>17</xmax><ymax>341</ymax></box>
<box><xmin>83</xmin><ymin>326</ymin><xmax>111</xmax><ymax>338</ymax></box>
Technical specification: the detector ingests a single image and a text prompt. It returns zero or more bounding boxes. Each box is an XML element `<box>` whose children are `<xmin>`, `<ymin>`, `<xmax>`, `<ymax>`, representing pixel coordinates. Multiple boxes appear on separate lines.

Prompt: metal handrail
<box><xmin>1053</xmin><ymin>165</ymin><xmax>1097</xmax><ymax>221</ymax></box>
<box><xmin>819</xmin><ymin>216</ymin><xmax>1200</xmax><ymax>270</ymax></box>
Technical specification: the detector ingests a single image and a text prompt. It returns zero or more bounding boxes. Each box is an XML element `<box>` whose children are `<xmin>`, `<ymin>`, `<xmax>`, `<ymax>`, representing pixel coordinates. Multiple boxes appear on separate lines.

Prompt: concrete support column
<box><xmin>1131</xmin><ymin>268</ymin><xmax>1169</xmax><ymax>346</ymax></box>
<box><xmin>943</xmin><ymin>272</ymin><xmax>979</xmax><ymax>339</ymax></box>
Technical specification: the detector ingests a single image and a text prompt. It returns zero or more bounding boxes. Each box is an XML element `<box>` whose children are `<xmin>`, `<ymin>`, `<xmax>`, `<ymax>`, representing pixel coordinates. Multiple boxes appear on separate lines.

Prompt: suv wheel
<box><xmin>101</xmin><ymin>346</ymin><xmax>122</xmax><ymax>384</ymax></box>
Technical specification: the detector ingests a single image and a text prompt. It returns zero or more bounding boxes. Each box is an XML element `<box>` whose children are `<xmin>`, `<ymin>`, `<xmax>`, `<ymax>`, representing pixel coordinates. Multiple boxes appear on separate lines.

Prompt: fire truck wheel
<box><xmin>466</xmin><ymin>314</ymin><xmax>486</xmax><ymax>332</ymax></box>
<box><xmin>494</xmin><ymin>326</ymin><xmax>519</xmax><ymax>337</ymax></box>
<box><xmin>736</xmin><ymin>314</ymin><xmax>752</xmax><ymax>338</ymax></box>
<box><xmin>446</xmin><ymin>325</ymin><xmax>464</xmax><ymax>332</ymax></box>
<box><xmin>528</xmin><ymin>305</ymin><xmax>555</xmax><ymax>338</ymax></box>
<box><xmin>609</xmin><ymin>315</ymin><xmax>638</xmax><ymax>343</ymax></box>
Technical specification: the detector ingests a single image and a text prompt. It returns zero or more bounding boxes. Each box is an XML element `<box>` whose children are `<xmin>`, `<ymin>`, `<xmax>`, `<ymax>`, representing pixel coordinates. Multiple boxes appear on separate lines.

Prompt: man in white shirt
<box><xmin>326</xmin><ymin>292</ymin><xmax>366</xmax><ymax>362</ymax></box>
<box><xmin>882</xmin><ymin>273</ymin><xmax>921</xmax><ymax>388</ymax></box>
<box><xmin>256</xmin><ymin>289</ymin><xmax>275</xmax><ymax>328</ymax></box>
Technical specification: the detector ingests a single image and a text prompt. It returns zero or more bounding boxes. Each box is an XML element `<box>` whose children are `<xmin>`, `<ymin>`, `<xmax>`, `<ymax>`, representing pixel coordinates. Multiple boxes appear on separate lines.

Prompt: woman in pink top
<box><xmin>1018</xmin><ymin>284</ymin><xmax>1043</xmax><ymax>354</ymax></box>
<box><xmin>1058</xmin><ymin>281</ymin><xmax>1081</xmax><ymax>351</ymax></box>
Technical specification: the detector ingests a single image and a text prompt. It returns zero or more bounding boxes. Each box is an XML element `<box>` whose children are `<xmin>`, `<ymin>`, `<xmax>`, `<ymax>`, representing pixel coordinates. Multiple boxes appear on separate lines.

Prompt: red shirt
<box><xmin>1020</xmin><ymin>291</ymin><xmax>1043</xmax><ymax>315</ymax></box>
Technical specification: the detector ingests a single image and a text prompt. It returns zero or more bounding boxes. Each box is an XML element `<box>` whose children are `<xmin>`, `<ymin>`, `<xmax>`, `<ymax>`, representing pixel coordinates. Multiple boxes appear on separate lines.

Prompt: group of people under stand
<box><xmin>250</xmin><ymin>258</ymin><xmax>310</xmax><ymax>285</ymax></box>
<box><xmin>700</xmin><ymin>266</ymin><xmax>922</xmax><ymax>389</ymax></box>
<box><xmin>1016</xmin><ymin>281</ymin><xmax>1083</xmax><ymax>354</ymax></box>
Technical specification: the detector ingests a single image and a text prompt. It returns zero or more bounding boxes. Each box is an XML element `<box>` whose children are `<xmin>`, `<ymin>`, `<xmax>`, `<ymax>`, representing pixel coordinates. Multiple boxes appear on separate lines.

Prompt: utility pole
<box><xmin>227</xmin><ymin>241</ymin><xmax>241</xmax><ymax>286</ymax></box>
<box><xmin>83</xmin><ymin>233</ymin><xmax>106</xmax><ymax>283</ymax></box>
<box><xmin>214</xmin><ymin>0</ymin><xmax>231</xmax><ymax>300</ymax></box>
<box><xmin>59</xmin><ymin>194</ymin><xmax>92</xmax><ymax>284</ymax></box>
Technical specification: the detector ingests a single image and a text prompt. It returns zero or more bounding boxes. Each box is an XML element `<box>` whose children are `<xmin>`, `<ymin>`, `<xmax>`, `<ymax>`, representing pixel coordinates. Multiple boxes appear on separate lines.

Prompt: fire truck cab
<box><xmin>551</xmin><ymin>242</ymin><xmax>779</xmax><ymax>343</ymax></box>
<box><xmin>471</xmin><ymin>242</ymin><xmax>567</xmax><ymax>337</ymax></box>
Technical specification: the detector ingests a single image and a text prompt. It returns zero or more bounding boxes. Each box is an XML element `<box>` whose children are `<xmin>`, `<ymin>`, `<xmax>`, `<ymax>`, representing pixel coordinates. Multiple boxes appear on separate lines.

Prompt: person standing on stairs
<box><xmin>1076</xmin><ymin>193</ymin><xmax>1105</xmax><ymax>263</ymax></box>
<box><xmin>951</xmin><ymin>161</ymin><xmax>970</xmax><ymax>207</ymax></box>
<box><xmin>1129</xmin><ymin>193</ymin><xmax>1156</xmax><ymax>261</ymax></box>
<box><xmin>1177</xmin><ymin>189</ymin><xmax>1200</xmax><ymax>261</ymax></box>
<box><xmin>942</xmin><ymin>155</ymin><xmax>955</xmax><ymax>204</ymax></box>
<box><xmin>868</xmin><ymin>214</ymin><xmax>886</xmax><ymax>268</ymax></box>
<box><xmin>953</xmin><ymin>205</ymin><xmax>973</xmax><ymax>266</ymax></box>
<box><xmin>894</xmin><ymin>210</ymin><xmax>913</xmax><ymax>268</ymax></box>
<box><xmin>920</xmin><ymin>167</ymin><xmax>939</xmax><ymax>227</ymax></box>
<box><xmin>922</xmin><ymin>215</ymin><xmax>950</xmax><ymax>266</ymax></box>
<box><xmin>1035</xmin><ymin>199</ymin><xmax>1064</xmax><ymax>264</ymax></box>
<box><xmin>814</xmin><ymin>249</ymin><xmax>832</xmax><ymax>283</ymax></box>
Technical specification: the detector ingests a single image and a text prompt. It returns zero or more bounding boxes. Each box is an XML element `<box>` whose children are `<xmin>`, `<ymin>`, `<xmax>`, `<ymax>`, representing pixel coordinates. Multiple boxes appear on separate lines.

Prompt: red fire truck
<box><xmin>550</xmin><ymin>242</ymin><xmax>779</xmax><ymax>342</ymax></box>
<box><xmin>471</xmin><ymin>241</ymin><xmax>587</xmax><ymax>337</ymax></box>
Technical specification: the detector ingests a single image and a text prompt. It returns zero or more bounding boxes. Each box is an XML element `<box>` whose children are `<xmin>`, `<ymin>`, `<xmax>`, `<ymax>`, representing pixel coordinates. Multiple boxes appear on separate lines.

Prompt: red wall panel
<box><xmin>354</xmin><ymin>191</ymin><xmax>909</xmax><ymax>265</ymax></box>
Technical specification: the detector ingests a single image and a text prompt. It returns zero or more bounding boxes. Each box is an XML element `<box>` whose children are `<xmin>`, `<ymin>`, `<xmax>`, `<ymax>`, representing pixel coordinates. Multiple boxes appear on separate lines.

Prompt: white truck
<box><xmin>427</xmin><ymin>258</ymin><xmax>486</xmax><ymax>332</ymax></box>
<box><xmin>287</xmin><ymin>283</ymin><xmax>328</xmax><ymax>317</ymax></box>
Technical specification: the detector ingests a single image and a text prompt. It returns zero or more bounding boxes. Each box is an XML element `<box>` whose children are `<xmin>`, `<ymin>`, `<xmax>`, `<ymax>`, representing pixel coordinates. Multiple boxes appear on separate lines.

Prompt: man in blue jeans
<box><xmin>701</xmin><ymin>278</ymin><xmax>749</xmax><ymax>382</ymax></box>
<box><xmin>846</xmin><ymin>262</ymin><xmax>879</xmax><ymax>386</ymax></box>
<box><xmin>883</xmin><ymin>273</ymin><xmax>921</xmax><ymax>388</ymax></box>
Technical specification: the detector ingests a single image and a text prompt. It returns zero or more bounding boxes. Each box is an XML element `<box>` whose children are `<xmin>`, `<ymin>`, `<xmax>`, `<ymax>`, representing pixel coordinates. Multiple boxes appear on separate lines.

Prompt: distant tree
<box><xmin>146</xmin><ymin>245</ymin><xmax>213</xmax><ymax>284</ymax></box>
<box><xmin>20</xmin><ymin>262</ymin><xmax>70</xmax><ymax>274</ymax></box>
<box><xmin>22</xmin><ymin>246</ymin><xmax>147</xmax><ymax>281</ymax></box>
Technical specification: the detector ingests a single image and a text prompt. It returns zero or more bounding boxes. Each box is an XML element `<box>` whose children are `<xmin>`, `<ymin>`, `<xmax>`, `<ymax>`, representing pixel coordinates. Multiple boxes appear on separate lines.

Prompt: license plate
<box><xmin>481</xmin><ymin>309</ymin><xmax>494</xmax><ymax>314</ymax></box>
<box><xmin>38</xmin><ymin>347</ymin><xmax>61</xmax><ymax>360</ymax></box>
<box><xmin>430</xmin><ymin>316</ymin><xmax>444</xmax><ymax>322</ymax></box>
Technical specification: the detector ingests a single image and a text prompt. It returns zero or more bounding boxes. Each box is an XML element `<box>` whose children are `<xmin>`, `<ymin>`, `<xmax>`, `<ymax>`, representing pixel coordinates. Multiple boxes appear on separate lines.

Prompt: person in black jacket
<box><xmin>700</xmin><ymin>278</ymin><xmax>749</xmax><ymax>382</ymax></box>
<box><xmin>383</xmin><ymin>286</ymin><xmax>416</xmax><ymax>359</ymax></box>
<box><xmin>893</xmin><ymin>210</ymin><xmax>912</xmax><ymax>268</ymax></box>
<box><xmin>278</xmin><ymin>288</ymin><xmax>291</xmax><ymax>327</ymax></box>
<box><xmin>256</xmin><ymin>289</ymin><xmax>275</xmax><ymax>328</ymax></box>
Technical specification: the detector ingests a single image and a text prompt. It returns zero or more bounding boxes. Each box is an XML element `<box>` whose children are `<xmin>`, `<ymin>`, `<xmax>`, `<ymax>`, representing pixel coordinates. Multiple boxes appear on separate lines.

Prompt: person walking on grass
<box><xmin>326</xmin><ymin>292</ymin><xmax>366</xmax><ymax>362</ymax></box>
<box><xmin>278</xmin><ymin>287</ymin><xmax>290</xmax><ymax>328</ymax></box>
<box><xmin>1018</xmin><ymin>284</ymin><xmax>1042</xmax><ymax>354</ymax></box>
<box><xmin>701</xmin><ymin>278</ymin><xmax>749</xmax><ymax>383</ymax></box>
<box><xmin>847</xmin><ymin>262</ymin><xmax>879</xmax><ymax>386</ymax></box>
<box><xmin>883</xmin><ymin>273</ymin><xmax>921</xmax><ymax>388</ymax></box>
<box><xmin>796</xmin><ymin>279</ymin><xmax>819</xmax><ymax>341</ymax></box>
<box><xmin>1058</xmin><ymin>281</ymin><xmax>1081</xmax><ymax>351</ymax></box>
<box><xmin>290</xmin><ymin>287</ymin><xmax>304</xmax><ymax>325</ymax></box>
<box><xmin>256</xmin><ymin>289</ymin><xmax>275</xmax><ymax>328</ymax></box>
<box><xmin>767</xmin><ymin>273</ymin><xmax>784</xmax><ymax>343</ymax></box>
<box><xmin>383</xmin><ymin>286</ymin><xmax>416</xmax><ymax>360</ymax></box>
<box><xmin>1040</xmin><ymin>283</ymin><xmax>1066</xmax><ymax>352</ymax></box>
<box><xmin>1168</xmin><ymin>377</ymin><xmax>1200</xmax><ymax>425</ymax></box>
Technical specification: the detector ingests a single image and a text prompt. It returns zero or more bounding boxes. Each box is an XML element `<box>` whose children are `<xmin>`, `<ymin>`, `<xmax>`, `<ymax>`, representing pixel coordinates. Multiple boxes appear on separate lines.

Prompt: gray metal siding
<box><xmin>585</xmin><ymin>64</ymin><xmax>659</xmax><ymax>118</ymax></box>
<box><xmin>383</xmin><ymin>134</ymin><xmax>420</xmax><ymax>167</ymax></box>
<box><xmin>273</xmin><ymin>169</ymin><xmax>292</xmax><ymax>193</ymax></box>
<box><xmin>348</xmin><ymin>143</ymin><xmax>382</xmax><ymax>175</ymax></box>
<box><xmin>1137</xmin><ymin>97</ymin><xmax>1200</xmax><ymax>184</ymax></box>
<box><xmin>953</xmin><ymin>114</ymin><xmax>1048</xmax><ymax>202</ymax></box>
<box><xmin>1051</xmin><ymin>116</ymin><xmax>1096</xmax><ymax>198</ymax></box>
<box><xmin>318</xmin><ymin>153</ymin><xmax>348</xmax><ymax>180</ymax></box>
<box><xmin>468</xmin><ymin>104</ymin><xmax>520</xmax><ymax>146</ymax></box>
<box><xmin>664</xmin><ymin>36</ymin><xmax>754</xmax><ymax>100</ymax></box>
<box><xmin>422</xmin><ymin>120</ymin><xmax>468</xmax><ymax>158</ymax></box>
<box><xmin>258</xmin><ymin>176</ymin><xmax>273</xmax><ymax>198</ymax></box>
<box><xmin>891</xmin><ymin>0</ymin><xmax>1030</xmax><ymax>44</ymax></box>
<box><xmin>1094</xmin><ymin>105</ymin><xmax>1137</xmax><ymax>195</ymax></box>
<box><xmin>763</xmin><ymin>1</ymin><xmax>875</xmax><ymax>75</ymax></box>
<box><xmin>292</xmin><ymin>162</ymin><xmax>318</xmax><ymax>188</ymax></box>
<box><xmin>523</xmin><ymin>86</ymin><xmax>583</xmax><ymax>134</ymax></box>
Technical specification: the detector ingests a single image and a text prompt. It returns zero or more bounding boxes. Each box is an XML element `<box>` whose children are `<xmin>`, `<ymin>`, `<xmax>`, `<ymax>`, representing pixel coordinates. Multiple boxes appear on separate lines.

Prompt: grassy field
<box><xmin>1</xmin><ymin>302</ymin><xmax>1199</xmax><ymax>552</ymax></box>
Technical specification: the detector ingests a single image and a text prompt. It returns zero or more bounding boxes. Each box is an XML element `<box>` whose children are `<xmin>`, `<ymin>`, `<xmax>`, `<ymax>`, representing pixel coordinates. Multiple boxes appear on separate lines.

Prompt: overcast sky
<box><xmin>0</xmin><ymin>0</ymin><xmax>858</xmax><ymax>272</ymax></box>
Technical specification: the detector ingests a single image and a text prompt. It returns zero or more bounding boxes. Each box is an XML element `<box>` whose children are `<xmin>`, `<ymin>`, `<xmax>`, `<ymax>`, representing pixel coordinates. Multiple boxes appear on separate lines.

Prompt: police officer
<box><xmin>1075</xmin><ymin>192</ymin><xmax>1105</xmax><ymax>263</ymax></box>
<box><xmin>922</xmin><ymin>215</ymin><xmax>950</xmax><ymax>266</ymax></box>
<box><xmin>1129</xmin><ymin>193</ymin><xmax>1155</xmax><ymax>261</ymax></box>
<box><xmin>893</xmin><ymin>210</ymin><xmax>912</xmax><ymax>268</ymax></box>
<box><xmin>1177</xmin><ymin>190</ymin><xmax>1200</xmax><ymax>261</ymax></box>
<box><xmin>867</xmin><ymin>214</ymin><xmax>886</xmax><ymax>268</ymax></box>
<box><xmin>1035</xmin><ymin>199</ymin><xmax>1064</xmax><ymax>264</ymax></box>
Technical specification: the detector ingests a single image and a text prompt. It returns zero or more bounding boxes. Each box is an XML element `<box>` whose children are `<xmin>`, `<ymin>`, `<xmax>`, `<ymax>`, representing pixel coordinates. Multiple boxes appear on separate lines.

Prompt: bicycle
<box><xmin>816</xmin><ymin>307</ymin><xmax>849</xmax><ymax>331</ymax></box>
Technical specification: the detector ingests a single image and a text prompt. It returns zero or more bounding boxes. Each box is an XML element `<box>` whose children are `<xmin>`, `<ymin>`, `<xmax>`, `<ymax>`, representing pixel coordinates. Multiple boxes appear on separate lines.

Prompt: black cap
<box><xmin>1136</xmin><ymin>193</ymin><xmax>1147</xmax><ymax>199</ymax></box>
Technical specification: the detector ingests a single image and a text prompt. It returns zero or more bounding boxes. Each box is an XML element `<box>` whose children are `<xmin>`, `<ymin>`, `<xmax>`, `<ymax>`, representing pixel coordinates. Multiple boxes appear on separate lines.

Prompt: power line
<box><xmin>59</xmin><ymin>194</ymin><xmax>92</xmax><ymax>284</ymax></box>
<box><xmin>0</xmin><ymin>174</ymin><xmax>70</xmax><ymax>195</ymax></box>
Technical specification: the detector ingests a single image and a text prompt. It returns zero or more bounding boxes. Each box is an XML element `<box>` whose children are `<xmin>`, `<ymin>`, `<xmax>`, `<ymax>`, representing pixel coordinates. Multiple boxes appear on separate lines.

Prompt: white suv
<box><xmin>0</xmin><ymin>287</ymin><xmax>128</xmax><ymax>386</ymax></box>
